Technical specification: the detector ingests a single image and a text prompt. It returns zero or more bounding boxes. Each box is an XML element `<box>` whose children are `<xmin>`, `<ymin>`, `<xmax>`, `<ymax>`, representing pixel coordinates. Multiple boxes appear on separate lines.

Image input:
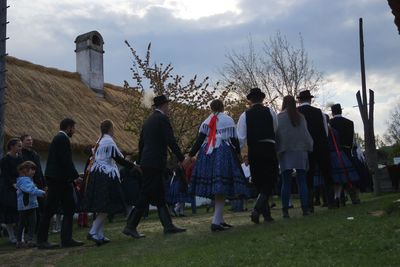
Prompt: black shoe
<box><xmin>158</xmin><ymin>205</ymin><xmax>186</xmax><ymax>234</ymax></box>
<box><xmin>250</xmin><ymin>210</ymin><xmax>260</xmax><ymax>224</ymax></box>
<box><xmin>220</xmin><ymin>222</ymin><xmax>233</xmax><ymax>228</ymax></box>
<box><xmin>164</xmin><ymin>225</ymin><xmax>186</xmax><ymax>234</ymax></box>
<box><xmin>270</xmin><ymin>203</ymin><xmax>276</xmax><ymax>209</ymax></box>
<box><xmin>211</xmin><ymin>224</ymin><xmax>225</xmax><ymax>232</ymax></box>
<box><xmin>122</xmin><ymin>227</ymin><xmax>146</xmax><ymax>238</ymax></box>
<box><xmin>314</xmin><ymin>200</ymin><xmax>321</xmax><ymax>206</ymax></box>
<box><xmin>61</xmin><ymin>239</ymin><xmax>84</xmax><ymax>248</ymax></box>
<box><xmin>37</xmin><ymin>241</ymin><xmax>58</xmax><ymax>250</ymax></box>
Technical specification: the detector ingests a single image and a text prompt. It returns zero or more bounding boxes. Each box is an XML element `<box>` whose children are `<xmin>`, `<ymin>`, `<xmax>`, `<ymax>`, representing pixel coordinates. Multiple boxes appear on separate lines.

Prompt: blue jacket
<box><xmin>16</xmin><ymin>176</ymin><xmax>46</xmax><ymax>211</ymax></box>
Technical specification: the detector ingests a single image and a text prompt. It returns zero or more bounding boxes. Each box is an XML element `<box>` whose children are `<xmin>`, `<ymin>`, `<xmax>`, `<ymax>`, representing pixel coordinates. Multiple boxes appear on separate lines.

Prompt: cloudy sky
<box><xmin>7</xmin><ymin>0</ymin><xmax>400</xmax><ymax>138</ymax></box>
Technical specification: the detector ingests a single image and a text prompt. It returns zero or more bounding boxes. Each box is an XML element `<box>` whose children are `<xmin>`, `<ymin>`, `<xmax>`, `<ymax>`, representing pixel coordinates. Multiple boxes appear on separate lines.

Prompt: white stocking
<box><xmin>89</xmin><ymin>213</ymin><xmax>107</xmax><ymax>239</ymax></box>
<box><xmin>212</xmin><ymin>198</ymin><xmax>225</xmax><ymax>225</ymax></box>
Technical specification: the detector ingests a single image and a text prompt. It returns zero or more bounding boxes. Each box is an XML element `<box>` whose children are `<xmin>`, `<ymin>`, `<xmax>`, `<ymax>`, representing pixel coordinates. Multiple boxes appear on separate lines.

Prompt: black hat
<box><xmin>296</xmin><ymin>90</ymin><xmax>314</xmax><ymax>100</ymax></box>
<box><xmin>153</xmin><ymin>94</ymin><xmax>171</xmax><ymax>107</ymax></box>
<box><xmin>246</xmin><ymin>88</ymin><xmax>266</xmax><ymax>101</ymax></box>
<box><xmin>331</xmin><ymin>103</ymin><xmax>342</xmax><ymax>114</ymax></box>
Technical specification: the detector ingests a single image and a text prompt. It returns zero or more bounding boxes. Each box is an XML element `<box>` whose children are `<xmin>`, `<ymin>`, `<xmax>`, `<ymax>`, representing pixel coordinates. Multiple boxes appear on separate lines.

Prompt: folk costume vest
<box><xmin>245</xmin><ymin>104</ymin><xmax>275</xmax><ymax>147</ymax></box>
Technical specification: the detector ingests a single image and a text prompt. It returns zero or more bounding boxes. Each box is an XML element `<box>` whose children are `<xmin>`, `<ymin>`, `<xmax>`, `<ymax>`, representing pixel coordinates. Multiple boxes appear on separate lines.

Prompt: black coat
<box><xmin>298</xmin><ymin>104</ymin><xmax>329</xmax><ymax>152</ymax></box>
<box><xmin>329</xmin><ymin>116</ymin><xmax>354</xmax><ymax>149</ymax></box>
<box><xmin>0</xmin><ymin>154</ymin><xmax>23</xmax><ymax>210</ymax></box>
<box><xmin>21</xmin><ymin>148</ymin><xmax>46</xmax><ymax>188</ymax></box>
<box><xmin>139</xmin><ymin>110</ymin><xmax>184</xmax><ymax>170</ymax></box>
<box><xmin>45</xmin><ymin>132</ymin><xmax>79</xmax><ymax>183</ymax></box>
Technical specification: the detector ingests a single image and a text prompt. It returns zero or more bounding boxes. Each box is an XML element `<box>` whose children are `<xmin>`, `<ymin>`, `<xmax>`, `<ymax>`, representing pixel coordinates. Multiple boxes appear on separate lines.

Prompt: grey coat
<box><xmin>276</xmin><ymin>111</ymin><xmax>313</xmax><ymax>154</ymax></box>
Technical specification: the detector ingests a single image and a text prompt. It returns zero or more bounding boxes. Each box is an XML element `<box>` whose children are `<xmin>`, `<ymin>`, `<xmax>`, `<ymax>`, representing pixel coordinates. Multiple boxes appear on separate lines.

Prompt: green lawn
<box><xmin>1</xmin><ymin>193</ymin><xmax>400</xmax><ymax>267</ymax></box>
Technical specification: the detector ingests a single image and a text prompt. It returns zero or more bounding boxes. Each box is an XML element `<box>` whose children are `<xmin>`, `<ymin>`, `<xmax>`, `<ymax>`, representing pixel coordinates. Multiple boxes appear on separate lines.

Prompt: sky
<box><xmin>7</xmin><ymin>0</ymin><xmax>400</xmax><ymax>139</ymax></box>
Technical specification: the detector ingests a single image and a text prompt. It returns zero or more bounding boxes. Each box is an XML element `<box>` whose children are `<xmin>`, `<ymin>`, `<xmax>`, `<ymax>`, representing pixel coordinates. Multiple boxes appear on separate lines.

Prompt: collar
<box><xmin>155</xmin><ymin>109</ymin><xmax>165</xmax><ymax>115</ymax></box>
<box><xmin>59</xmin><ymin>131</ymin><xmax>69</xmax><ymax>138</ymax></box>
<box><xmin>251</xmin><ymin>103</ymin><xmax>264</xmax><ymax>107</ymax></box>
<box><xmin>299</xmin><ymin>102</ymin><xmax>311</xmax><ymax>107</ymax></box>
<box><xmin>333</xmin><ymin>114</ymin><xmax>342</xmax><ymax>118</ymax></box>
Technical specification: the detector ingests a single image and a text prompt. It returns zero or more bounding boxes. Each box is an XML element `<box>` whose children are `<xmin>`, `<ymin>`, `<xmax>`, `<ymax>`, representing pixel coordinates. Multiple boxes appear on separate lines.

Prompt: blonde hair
<box><xmin>17</xmin><ymin>161</ymin><xmax>37</xmax><ymax>176</ymax></box>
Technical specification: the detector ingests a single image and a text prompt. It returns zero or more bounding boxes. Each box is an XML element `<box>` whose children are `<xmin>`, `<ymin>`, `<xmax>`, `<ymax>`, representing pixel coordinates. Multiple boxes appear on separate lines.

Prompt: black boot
<box><xmin>262</xmin><ymin>203</ymin><xmax>274</xmax><ymax>222</ymax></box>
<box><xmin>251</xmin><ymin>193</ymin><xmax>268</xmax><ymax>224</ymax></box>
<box><xmin>122</xmin><ymin>208</ymin><xmax>145</xmax><ymax>238</ymax></box>
<box><xmin>282</xmin><ymin>208</ymin><xmax>290</xmax><ymax>219</ymax></box>
<box><xmin>157</xmin><ymin>205</ymin><xmax>186</xmax><ymax>234</ymax></box>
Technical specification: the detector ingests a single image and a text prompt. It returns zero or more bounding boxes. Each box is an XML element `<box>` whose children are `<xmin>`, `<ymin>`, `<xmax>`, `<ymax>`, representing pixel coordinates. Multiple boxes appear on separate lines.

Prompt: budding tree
<box><xmin>121</xmin><ymin>41</ymin><xmax>240</xmax><ymax>155</ymax></box>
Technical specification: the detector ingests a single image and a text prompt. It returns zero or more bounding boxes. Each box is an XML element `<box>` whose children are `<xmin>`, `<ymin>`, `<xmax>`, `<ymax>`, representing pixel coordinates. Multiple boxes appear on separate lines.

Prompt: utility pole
<box><xmin>356</xmin><ymin>18</ymin><xmax>379</xmax><ymax>194</ymax></box>
<box><xmin>0</xmin><ymin>0</ymin><xmax>7</xmax><ymax>158</ymax></box>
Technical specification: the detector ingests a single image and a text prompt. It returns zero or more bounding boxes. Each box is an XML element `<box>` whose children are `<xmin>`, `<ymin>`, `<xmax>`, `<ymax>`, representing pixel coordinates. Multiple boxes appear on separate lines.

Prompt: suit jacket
<box><xmin>139</xmin><ymin>110</ymin><xmax>184</xmax><ymax>170</ymax></box>
<box><xmin>45</xmin><ymin>132</ymin><xmax>79</xmax><ymax>183</ymax></box>
<box><xmin>298</xmin><ymin>104</ymin><xmax>329</xmax><ymax>152</ymax></box>
<box><xmin>329</xmin><ymin>116</ymin><xmax>354</xmax><ymax>149</ymax></box>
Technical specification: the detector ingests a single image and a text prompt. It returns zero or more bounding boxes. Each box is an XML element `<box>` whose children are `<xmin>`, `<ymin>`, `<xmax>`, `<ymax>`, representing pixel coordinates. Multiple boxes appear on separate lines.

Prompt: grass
<box><xmin>1</xmin><ymin>193</ymin><xmax>400</xmax><ymax>266</ymax></box>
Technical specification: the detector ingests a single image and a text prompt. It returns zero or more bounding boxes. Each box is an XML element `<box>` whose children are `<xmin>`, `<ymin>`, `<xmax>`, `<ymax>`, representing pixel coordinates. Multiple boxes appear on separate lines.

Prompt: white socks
<box><xmin>5</xmin><ymin>224</ymin><xmax>16</xmax><ymax>243</ymax></box>
<box><xmin>212</xmin><ymin>199</ymin><xmax>225</xmax><ymax>225</ymax></box>
<box><xmin>89</xmin><ymin>213</ymin><xmax>107</xmax><ymax>240</ymax></box>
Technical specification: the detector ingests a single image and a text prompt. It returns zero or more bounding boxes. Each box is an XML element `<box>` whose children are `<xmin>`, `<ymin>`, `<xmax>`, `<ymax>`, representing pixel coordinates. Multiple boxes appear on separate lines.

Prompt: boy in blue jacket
<box><xmin>15</xmin><ymin>161</ymin><xmax>46</xmax><ymax>248</ymax></box>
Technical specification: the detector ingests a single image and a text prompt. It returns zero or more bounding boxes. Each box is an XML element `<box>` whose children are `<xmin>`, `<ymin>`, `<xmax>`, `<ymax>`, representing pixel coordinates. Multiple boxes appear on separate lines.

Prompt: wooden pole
<box><xmin>0</xmin><ymin>0</ymin><xmax>8</xmax><ymax>158</ymax></box>
<box><xmin>357</xmin><ymin>18</ymin><xmax>379</xmax><ymax>194</ymax></box>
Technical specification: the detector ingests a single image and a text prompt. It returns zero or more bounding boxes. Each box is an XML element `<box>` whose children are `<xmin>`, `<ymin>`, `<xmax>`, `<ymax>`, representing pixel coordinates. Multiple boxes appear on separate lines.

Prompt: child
<box><xmin>15</xmin><ymin>161</ymin><xmax>46</xmax><ymax>248</ymax></box>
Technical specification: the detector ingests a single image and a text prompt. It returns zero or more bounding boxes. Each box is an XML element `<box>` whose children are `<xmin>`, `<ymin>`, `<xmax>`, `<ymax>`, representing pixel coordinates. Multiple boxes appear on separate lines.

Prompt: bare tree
<box><xmin>221</xmin><ymin>32</ymin><xmax>324</xmax><ymax>110</ymax></box>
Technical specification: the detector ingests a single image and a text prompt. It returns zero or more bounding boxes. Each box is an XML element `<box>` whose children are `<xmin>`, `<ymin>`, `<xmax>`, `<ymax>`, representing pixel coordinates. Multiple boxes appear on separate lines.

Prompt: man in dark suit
<box><xmin>37</xmin><ymin>118</ymin><xmax>84</xmax><ymax>249</ymax></box>
<box><xmin>297</xmin><ymin>90</ymin><xmax>335</xmax><ymax>210</ymax></box>
<box><xmin>123</xmin><ymin>95</ymin><xmax>186</xmax><ymax>238</ymax></box>
<box><xmin>330</xmin><ymin>103</ymin><xmax>360</xmax><ymax>204</ymax></box>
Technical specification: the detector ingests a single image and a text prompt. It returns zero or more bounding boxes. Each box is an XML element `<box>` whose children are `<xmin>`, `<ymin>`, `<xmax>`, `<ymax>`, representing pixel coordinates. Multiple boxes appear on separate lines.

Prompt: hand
<box><xmin>133</xmin><ymin>164</ymin><xmax>143</xmax><ymax>175</ymax></box>
<box><xmin>74</xmin><ymin>177</ymin><xmax>83</xmax><ymax>184</ymax></box>
<box><xmin>182</xmin><ymin>157</ymin><xmax>191</xmax><ymax>169</ymax></box>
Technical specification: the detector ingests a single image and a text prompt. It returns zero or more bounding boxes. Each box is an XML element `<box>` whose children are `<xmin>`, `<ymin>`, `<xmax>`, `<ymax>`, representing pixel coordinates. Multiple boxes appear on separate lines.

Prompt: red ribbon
<box><xmin>206</xmin><ymin>115</ymin><xmax>218</xmax><ymax>153</ymax></box>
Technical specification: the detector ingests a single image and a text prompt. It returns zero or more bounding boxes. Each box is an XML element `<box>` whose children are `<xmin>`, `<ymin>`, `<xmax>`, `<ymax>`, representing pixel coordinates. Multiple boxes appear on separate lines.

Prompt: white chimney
<box><xmin>74</xmin><ymin>31</ymin><xmax>104</xmax><ymax>97</ymax></box>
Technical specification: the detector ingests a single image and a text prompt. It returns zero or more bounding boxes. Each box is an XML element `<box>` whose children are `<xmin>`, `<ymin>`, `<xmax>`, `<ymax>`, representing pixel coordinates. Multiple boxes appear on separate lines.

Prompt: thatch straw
<box><xmin>4</xmin><ymin>56</ymin><xmax>138</xmax><ymax>153</ymax></box>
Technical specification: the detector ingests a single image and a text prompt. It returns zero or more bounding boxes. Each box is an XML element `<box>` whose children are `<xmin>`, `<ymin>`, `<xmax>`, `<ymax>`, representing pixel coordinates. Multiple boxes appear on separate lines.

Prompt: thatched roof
<box><xmin>5</xmin><ymin>56</ymin><xmax>137</xmax><ymax>153</ymax></box>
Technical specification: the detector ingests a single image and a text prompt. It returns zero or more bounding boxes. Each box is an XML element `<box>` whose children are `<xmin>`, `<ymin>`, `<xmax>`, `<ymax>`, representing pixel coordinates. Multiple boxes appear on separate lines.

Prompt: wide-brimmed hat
<box><xmin>153</xmin><ymin>94</ymin><xmax>171</xmax><ymax>107</ymax></box>
<box><xmin>296</xmin><ymin>90</ymin><xmax>314</xmax><ymax>100</ymax></box>
<box><xmin>246</xmin><ymin>88</ymin><xmax>266</xmax><ymax>100</ymax></box>
<box><xmin>331</xmin><ymin>103</ymin><xmax>342</xmax><ymax>114</ymax></box>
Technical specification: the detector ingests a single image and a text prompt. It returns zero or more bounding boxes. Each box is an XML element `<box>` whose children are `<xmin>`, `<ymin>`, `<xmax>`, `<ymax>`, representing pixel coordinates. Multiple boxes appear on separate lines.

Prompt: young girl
<box><xmin>15</xmin><ymin>161</ymin><xmax>46</xmax><ymax>248</ymax></box>
<box><xmin>188</xmin><ymin>99</ymin><xmax>248</xmax><ymax>232</ymax></box>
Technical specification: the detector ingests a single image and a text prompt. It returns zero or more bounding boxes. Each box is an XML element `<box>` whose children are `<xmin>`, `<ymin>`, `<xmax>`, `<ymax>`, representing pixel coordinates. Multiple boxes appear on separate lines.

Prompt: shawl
<box><xmin>199</xmin><ymin>113</ymin><xmax>237</xmax><ymax>154</ymax></box>
<box><xmin>91</xmin><ymin>134</ymin><xmax>124</xmax><ymax>181</ymax></box>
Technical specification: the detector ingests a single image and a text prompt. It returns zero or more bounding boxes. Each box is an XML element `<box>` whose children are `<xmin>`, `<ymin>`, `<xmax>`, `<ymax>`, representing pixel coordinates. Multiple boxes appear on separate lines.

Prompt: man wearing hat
<box><xmin>330</xmin><ymin>103</ymin><xmax>360</xmax><ymax>204</ymax></box>
<box><xmin>297</xmin><ymin>90</ymin><xmax>335</xmax><ymax>210</ymax></box>
<box><xmin>123</xmin><ymin>94</ymin><xmax>186</xmax><ymax>238</ymax></box>
<box><xmin>237</xmin><ymin>88</ymin><xmax>279</xmax><ymax>223</ymax></box>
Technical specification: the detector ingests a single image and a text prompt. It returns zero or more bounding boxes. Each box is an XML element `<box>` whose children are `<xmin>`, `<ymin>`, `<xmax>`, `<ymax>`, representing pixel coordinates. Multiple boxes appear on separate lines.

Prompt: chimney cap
<box><xmin>74</xmin><ymin>31</ymin><xmax>104</xmax><ymax>44</ymax></box>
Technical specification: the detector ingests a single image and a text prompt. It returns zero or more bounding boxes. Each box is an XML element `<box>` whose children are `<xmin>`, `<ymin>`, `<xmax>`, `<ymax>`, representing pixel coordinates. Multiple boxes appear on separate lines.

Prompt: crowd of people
<box><xmin>0</xmin><ymin>88</ymin><xmax>371</xmax><ymax>250</ymax></box>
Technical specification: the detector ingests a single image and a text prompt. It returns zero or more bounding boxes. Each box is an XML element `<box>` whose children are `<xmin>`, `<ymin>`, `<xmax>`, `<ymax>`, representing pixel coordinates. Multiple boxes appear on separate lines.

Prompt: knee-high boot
<box><xmin>122</xmin><ymin>208</ymin><xmax>145</xmax><ymax>238</ymax></box>
<box><xmin>157</xmin><ymin>205</ymin><xmax>186</xmax><ymax>234</ymax></box>
<box><xmin>251</xmin><ymin>193</ymin><xmax>268</xmax><ymax>224</ymax></box>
